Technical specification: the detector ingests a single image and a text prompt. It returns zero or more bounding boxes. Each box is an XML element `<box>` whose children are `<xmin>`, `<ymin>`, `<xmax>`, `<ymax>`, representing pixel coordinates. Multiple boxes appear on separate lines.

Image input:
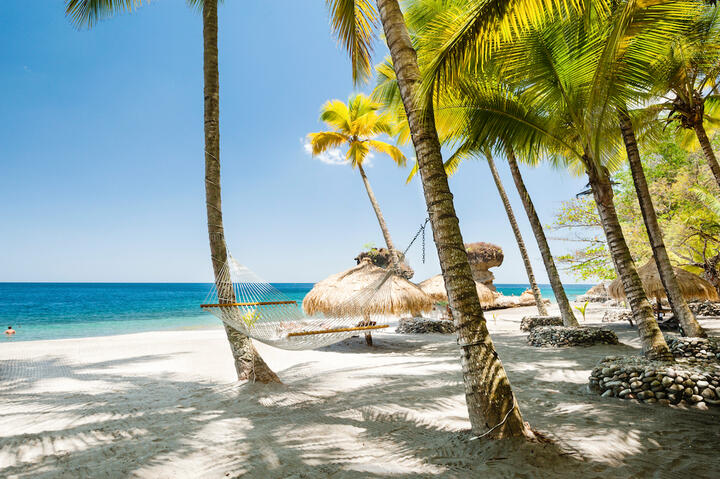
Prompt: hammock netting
<box><xmin>201</xmin><ymin>256</ymin><xmax>401</xmax><ymax>350</ymax></box>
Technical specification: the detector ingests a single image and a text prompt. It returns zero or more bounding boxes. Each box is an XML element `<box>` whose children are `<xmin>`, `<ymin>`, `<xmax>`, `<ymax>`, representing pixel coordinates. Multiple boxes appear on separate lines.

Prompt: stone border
<box><xmin>527</xmin><ymin>326</ymin><xmax>619</xmax><ymax>348</ymax></box>
<box><xmin>666</xmin><ymin>336</ymin><xmax>720</xmax><ymax>363</ymax></box>
<box><xmin>396</xmin><ymin>318</ymin><xmax>455</xmax><ymax>334</ymax></box>
<box><xmin>520</xmin><ymin>315</ymin><xmax>562</xmax><ymax>332</ymax></box>
<box><xmin>589</xmin><ymin>356</ymin><xmax>720</xmax><ymax>409</ymax></box>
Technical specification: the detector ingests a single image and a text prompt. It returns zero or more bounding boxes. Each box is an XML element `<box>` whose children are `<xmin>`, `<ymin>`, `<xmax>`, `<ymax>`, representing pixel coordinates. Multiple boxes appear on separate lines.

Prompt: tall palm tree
<box><xmin>428</xmin><ymin>5</ymin><xmax>698</xmax><ymax>359</ymax></box>
<box><xmin>503</xmin><ymin>145</ymin><xmax>579</xmax><ymax>326</ymax></box>
<box><xmin>372</xmin><ymin>7</ymin><xmax>579</xmax><ymax>326</ymax></box>
<box><xmin>618</xmin><ymin>110</ymin><xmax>706</xmax><ymax>337</ymax></box>
<box><xmin>65</xmin><ymin>0</ymin><xmax>280</xmax><ymax>382</ymax></box>
<box><xmin>307</xmin><ymin>94</ymin><xmax>407</xmax><ymax>268</ymax></box>
<box><xmin>483</xmin><ymin>150</ymin><xmax>548</xmax><ymax>316</ymax></box>
<box><xmin>326</xmin><ymin>0</ymin><xmax>536</xmax><ymax>439</ymax></box>
<box><xmin>653</xmin><ymin>9</ymin><xmax>720</xmax><ymax>190</ymax></box>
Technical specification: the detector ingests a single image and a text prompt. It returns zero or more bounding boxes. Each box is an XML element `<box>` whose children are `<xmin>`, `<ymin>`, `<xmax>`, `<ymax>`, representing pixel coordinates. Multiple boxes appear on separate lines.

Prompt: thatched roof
<box><xmin>303</xmin><ymin>258</ymin><xmax>432</xmax><ymax>316</ymax></box>
<box><xmin>417</xmin><ymin>274</ymin><xmax>496</xmax><ymax>307</ymax></box>
<box><xmin>608</xmin><ymin>261</ymin><xmax>719</xmax><ymax>302</ymax></box>
<box><xmin>465</xmin><ymin>242</ymin><xmax>504</xmax><ymax>269</ymax></box>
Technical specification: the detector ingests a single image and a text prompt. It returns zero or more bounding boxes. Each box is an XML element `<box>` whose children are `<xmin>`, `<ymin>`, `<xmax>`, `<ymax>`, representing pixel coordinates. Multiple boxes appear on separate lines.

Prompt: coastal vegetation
<box><xmin>61</xmin><ymin>0</ymin><xmax>720</xmax><ymax>449</ymax></box>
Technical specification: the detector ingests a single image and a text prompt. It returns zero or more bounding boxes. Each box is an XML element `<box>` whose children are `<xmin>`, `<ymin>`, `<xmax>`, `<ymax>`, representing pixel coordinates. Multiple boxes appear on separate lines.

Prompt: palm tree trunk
<box><xmin>202</xmin><ymin>0</ymin><xmax>279</xmax><ymax>383</ymax></box>
<box><xmin>376</xmin><ymin>0</ymin><xmax>532</xmax><ymax>439</ymax></box>
<box><xmin>693</xmin><ymin>121</ymin><xmax>720</xmax><ymax>191</ymax></box>
<box><xmin>584</xmin><ymin>159</ymin><xmax>673</xmax><ymax>360</ymax></box>
<box><xmin>357</xmin><ymin>163</ymin><xmax>397</xmax><ymax>254</ymax></box>
<box><xmin>619</xmin><ymin>112</ymin><xmax>705</xmax><ymax>338</ymax></box>
<box><xmin>484</xmin><ymin>151</ymin><xmax>547</xmax><ymax>316</ymax></box>
<box><xmin>504</xmin><ymin>147</ymin><xmax>578</xmax><ymax>326</ymax></box>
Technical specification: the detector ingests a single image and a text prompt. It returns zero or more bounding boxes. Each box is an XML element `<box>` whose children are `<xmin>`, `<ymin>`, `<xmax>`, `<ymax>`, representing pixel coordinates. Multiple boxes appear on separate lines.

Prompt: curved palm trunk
<box><xmin>584</xmin><ymin>159</ymin><xmax>672</xmax><ymax>360</ymax></box>
<box><xmin>693</xmin><ymin>121</ymin><xmax>720</xmax><ymax>191</ymax></box>
<box><xmin>504</xmin><ymin>147</ymin><xmax>578</xmax><ymax>326</ymax></box>
<box><xmin>357</xmin><ymin>163</ymin><xmax>397</xmax><ymax>254</ymax></box>
<box><xmin>619</xmin><ymin>112</ymin><xmax>705</xmax><ymax>337</ymax></box>
<box><xmin>484</xmin><ymin>151</ymin><xmax>547</xmax><ymax>316</ymax></box>
<box><xmin>203</xmin><ymin>0</ymin><xmax>279</xmax><ymax>383</ymax></box>
<box><xmin>376</xmin><ymin>0</ymin><xmax>532</xmax><ymax>439</ymax></box>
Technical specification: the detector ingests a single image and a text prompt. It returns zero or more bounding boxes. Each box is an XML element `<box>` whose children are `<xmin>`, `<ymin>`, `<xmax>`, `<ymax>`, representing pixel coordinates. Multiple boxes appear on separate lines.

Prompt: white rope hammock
<box><xmin>201</xmin><ymin>220</ymin><xmax>430</xmax><ymax>350</ymax></box>
<box><xmin>201</xmin><ymin>255</ymin><xmax>401</xmax><ymax>350</ymax></box>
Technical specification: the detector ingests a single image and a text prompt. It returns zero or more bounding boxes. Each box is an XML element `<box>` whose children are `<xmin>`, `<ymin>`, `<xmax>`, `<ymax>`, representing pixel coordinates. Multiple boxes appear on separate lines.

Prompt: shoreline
<box><xmin>2</xmin><ymin>303</ymin><xmax>718</xmax><ymax>477</ymax></box>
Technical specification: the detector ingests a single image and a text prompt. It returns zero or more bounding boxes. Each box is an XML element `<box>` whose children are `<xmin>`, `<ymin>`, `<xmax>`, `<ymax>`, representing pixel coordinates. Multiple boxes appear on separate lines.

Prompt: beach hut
<box><xmin>608</xmin><ymin>261</ymin><xmax>719</xmax><ymax>316</ymax></box>
<box><xmin>303</xmin><ymin>258</ymin><xmax>432</xmax><ymax>345</ymax></box>
<box><xmin>418</xmin><ymin>274</ymin><xmax>496</xmax><ymax>308</ymax></box>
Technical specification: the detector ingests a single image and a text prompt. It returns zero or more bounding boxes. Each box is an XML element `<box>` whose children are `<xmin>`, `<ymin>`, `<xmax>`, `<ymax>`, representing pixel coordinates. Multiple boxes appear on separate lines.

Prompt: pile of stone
<box><xmin>687</xmin><ymin>300</ymin><xmax>720</xmax><ymax>317</ymax></box>
<box><xmin>577</xmin><ymin>281</ymin><xmax>612</xmax><ymax>303</ymax></box>
<box><xmin>396</xmin><ymin>317</ymin><xmax>455</xmax><ymax>334</ymax></box>
<box><xmin>520</xmin><ymin>315</ymin><xmax>562</xmax><ymax>332</ymax></box>
<box><xmin>666</xmin><ymin>336</ymin><xmax>720</xmax><ymax>362</ymax></box>
<box><xmin>589</xmin><ymin>356</ymin><xmax>720</xmax><ymax>409</ymax></box>
<box><xmin>602</xmin><ymin>309</ymin><xmax>633</xmax><ymax>323</ymax></box>
<box><xmin>527</xmin><ymin>326</ymin><xmax>619</xmax><ymax>347</ymax></box>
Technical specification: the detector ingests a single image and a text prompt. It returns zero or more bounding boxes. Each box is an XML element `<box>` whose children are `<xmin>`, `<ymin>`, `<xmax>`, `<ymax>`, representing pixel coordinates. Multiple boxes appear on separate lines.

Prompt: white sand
<box><xmin>1</xmin><ymin>304</ymin><xmax>719</xmax><ymax>478</ymax></box>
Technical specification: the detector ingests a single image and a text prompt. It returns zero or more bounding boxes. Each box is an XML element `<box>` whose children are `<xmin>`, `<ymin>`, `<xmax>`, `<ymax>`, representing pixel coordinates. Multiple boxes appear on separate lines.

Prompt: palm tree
<box><xmin>483</xmin><ymin>150</ymin><xmax>548</xmax><ymax>316</ymax></box>
<box><xmin>326</xmin><ymin>0</ymin><xmax>535</xmax><ymax>439</ymax></box>
<box><xmin>618</xmin><ymin>110</ymin><xmax>706</xmax><ymax>337</ymax></box>
<box><xmin>65</xmin><ymin>0</ymin><xmax>280</xmax><ymax>383</ymax></box>
<box><xmin>503</xmin><ymin>145</ymin><xmax>579</xmax><ymax>326</ymax></box>
<box><xmin>307</xmin><ymin>94</ymin><xmax>407</xmax><ymax>269</ymax></box>
<box><xmin>372</xmin><ymin>7</ymin><xmax>579</xmax><ymax>327</ymax></box>
<box><xmin>426</xmin><ymin>5</ymin><xmax>697</xmax><ymax>359</ymax></box>
<box><xmin>653</xmin><ymin>9</ymin><xmax>720</xmax><ymax>190</ymax></box>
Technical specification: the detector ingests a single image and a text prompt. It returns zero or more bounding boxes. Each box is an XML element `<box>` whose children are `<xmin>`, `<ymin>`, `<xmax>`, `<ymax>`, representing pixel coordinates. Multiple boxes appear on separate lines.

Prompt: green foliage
<box><xmin>307</xmin><ymin>94</ymin><xmax>406</xmax><ymax>169</ymax></box>
<box><xmin>574</xmin><ymin>301</ymin><xmax>589</xmax><ymax>322</ymax></box>
<box><xmin>242</xmin><ymin>310</ymin><xmax>261</xmax><ymax>329</ymax></box>
<box><xmin>552</xmin><ymin>129</ymin><xmax>720</xmax><ymax>281</ymax></box>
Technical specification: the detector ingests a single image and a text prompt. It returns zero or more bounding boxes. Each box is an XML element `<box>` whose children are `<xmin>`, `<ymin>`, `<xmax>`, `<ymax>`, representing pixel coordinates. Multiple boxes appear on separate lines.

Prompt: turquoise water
<box><xmin>0</xmin><ymin>283</ymin><xmax>592</xmax><ymax>342</ymax></box>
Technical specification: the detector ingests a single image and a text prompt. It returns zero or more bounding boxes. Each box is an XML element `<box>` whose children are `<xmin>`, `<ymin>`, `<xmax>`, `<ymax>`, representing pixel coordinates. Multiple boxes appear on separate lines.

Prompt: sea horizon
<box><xmin>0</xmin><ymin>282</ymin><xmax>595</xmax><ymax>343</ymax></box>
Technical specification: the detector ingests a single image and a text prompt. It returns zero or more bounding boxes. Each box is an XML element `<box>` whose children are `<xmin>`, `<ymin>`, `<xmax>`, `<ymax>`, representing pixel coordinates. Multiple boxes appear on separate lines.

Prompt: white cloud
<box><xmin>301</xmin><ymin>138</ymin><xmax>348</xmax><ymax>166</ymax></box>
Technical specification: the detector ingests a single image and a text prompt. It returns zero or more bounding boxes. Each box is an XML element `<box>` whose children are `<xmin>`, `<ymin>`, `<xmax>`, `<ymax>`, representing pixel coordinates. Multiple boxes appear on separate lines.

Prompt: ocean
<box><xmin>0</xmin><ymin>282</ymin><xmax>592</xmax><ymax>342</ymax></box>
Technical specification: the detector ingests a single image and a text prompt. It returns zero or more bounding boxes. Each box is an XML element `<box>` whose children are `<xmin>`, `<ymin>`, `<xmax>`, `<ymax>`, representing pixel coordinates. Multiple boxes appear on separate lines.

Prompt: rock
<box><xmin>601</xmin><ymin>390</ymin><xmax>613</xmax><ymax>398</ymax></box>
<box><xmin>696</xmin><ymin>401</ymin><xmax>709</xmax><ymax>410</ymax></box>
<box><xmin>527</xmin><ymin>326</ymin><xmax>620</xmax><ymax>348</ymax></box>
<box><xmin>661</xmin><ymin>376</ymin><xmax>674</xmax><ymax>387</ymax></box>
<box><xmin>690</xmin><ymin>394</ymin><xmax>704</xmax><ymax>403</ymax></box>
<box><xmin>355</xmin><ymin>248</ymin><xmax>414</xmax><ymax>279</ymax></box>
<box><xmin>602</xmin><ymin>310</ymin><xmax>633</xmax><ymax>323</ymax></box>
<box><xmin>701</xmin><ymin>388</ymin><xmax>716</xmax><ymax>400</ymax></box>
<box><xmin>687</xmin><ymin>300</ymin><xmax>720</xmax><ymax>316</ymax></box>
<box><xmin>396</xmin><ymin>318</ymin><xmax>454</xmax><ymax>334</ymax></box>
<box><xmin>618</xmin><ymin>388</ymin><xmax>631</xmax><ymax>398</ymax></box>
<box><xmin>520</xmin><ymin>316</ymin><xmax>563</xmax><ymax>332</ymax></box>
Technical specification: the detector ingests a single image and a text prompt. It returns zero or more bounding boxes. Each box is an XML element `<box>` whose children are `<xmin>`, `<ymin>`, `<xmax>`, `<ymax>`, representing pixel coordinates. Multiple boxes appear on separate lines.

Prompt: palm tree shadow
<box><xmin>1</xmin><ymin>332</ymin><xmax>718</xmax><ymax>478</ymax></box>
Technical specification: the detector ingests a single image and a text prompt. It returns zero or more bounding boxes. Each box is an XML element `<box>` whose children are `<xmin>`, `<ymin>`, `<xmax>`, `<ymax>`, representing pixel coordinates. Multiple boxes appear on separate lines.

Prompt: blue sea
<box><xmin>0</xmin><ymin>283</ymin><xmax>592</xmax><ymax>342</ymax></box>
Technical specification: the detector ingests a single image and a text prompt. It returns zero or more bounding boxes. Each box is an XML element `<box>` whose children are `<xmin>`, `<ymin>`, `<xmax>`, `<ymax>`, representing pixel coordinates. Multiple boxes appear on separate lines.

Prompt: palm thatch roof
<box><xmin>303</xmin><ymin>258</ymin><xmax>433</xmax><ymax>316</ymax></box>
<box><xmin>608</xmin><ymin>261</ymin><xmax>719</xmax><ymax>302</ymax></box>
<box><xmin>417</xmin><ymin>274</ymin><xmax>496</xmax><ymax>307</ymax></box>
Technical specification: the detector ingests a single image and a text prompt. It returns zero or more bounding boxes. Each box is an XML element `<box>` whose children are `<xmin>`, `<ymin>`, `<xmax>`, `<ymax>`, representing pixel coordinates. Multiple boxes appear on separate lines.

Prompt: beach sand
<box><xmin>1</xmin><ymin>304</ymin><xmax>719</xmax><ymax>478</ymax></box>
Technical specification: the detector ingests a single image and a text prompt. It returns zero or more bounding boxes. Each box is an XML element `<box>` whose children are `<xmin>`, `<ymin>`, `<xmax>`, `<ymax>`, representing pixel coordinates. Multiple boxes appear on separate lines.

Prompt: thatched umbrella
<box><xmin>303</xmin><ymin>258</ymin><xmax>432</xmax><ymax>345</ymax></box>
<box><xmin>417</xmin><ymin>274</ymin><xmax>496</xmax><ymax>308</ymax></box>
<box><xmin>609</xmin><ymin>261</ymin><xmax>719</xmax><ymax>314</ymax></box>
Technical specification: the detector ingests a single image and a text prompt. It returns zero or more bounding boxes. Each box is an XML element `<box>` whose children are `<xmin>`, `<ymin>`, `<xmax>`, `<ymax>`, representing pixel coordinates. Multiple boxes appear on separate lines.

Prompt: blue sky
<box><xmin>0</xmin><ymin>1</ymin><xmax>589</xmax><ymax>283</ymax></box>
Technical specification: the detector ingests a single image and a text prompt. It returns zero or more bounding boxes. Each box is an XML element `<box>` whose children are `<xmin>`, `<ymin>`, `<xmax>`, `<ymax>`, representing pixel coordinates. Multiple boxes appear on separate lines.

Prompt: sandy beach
<box><xmin>1</xmin><ymin>304</ymin><xmax>719</xmax><ymax>478</ymax></box>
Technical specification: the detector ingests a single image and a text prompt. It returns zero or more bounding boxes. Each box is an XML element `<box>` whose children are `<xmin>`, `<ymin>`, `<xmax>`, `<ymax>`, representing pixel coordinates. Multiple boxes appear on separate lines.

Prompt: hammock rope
<box><xmin>201</xmin><ymin>219</ymin><xmax>431</xmax><ymax>350</ymax></box>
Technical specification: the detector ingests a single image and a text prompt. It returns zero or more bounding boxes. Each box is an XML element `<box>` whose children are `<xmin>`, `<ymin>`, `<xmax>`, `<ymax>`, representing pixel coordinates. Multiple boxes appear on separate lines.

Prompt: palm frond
<box><xmin>325</xmin><ymin>0</ymin><xmax>378</xmax><ymax>84</ymax></box>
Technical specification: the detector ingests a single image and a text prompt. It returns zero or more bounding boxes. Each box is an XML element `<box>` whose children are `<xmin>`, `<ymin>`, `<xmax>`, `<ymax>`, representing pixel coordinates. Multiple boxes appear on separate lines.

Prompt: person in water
<box><xmin>5</xmin><ymin>326</ymin><xmax>15</xmax><ymax>335</ymax></box>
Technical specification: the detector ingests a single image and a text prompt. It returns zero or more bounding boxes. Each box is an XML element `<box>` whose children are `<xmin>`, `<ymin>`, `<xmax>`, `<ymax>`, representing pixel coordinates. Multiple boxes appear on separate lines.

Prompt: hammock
<box><xmin>201</xmin><ymin>256</ymin><xmax>402</xmax><ymax>350</ymax></box>
<box><xmin>201</xmin><ymin>220</ymin><xmax>431</xmax><ymax>350</ymax></box>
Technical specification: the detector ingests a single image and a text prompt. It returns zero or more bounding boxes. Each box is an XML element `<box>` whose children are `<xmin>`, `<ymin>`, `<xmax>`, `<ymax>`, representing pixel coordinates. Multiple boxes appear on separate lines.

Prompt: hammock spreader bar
<box><xmin>287</xmin><ymin>324</ymin><xmax>388</xmax><ymax>337</ymax></box>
